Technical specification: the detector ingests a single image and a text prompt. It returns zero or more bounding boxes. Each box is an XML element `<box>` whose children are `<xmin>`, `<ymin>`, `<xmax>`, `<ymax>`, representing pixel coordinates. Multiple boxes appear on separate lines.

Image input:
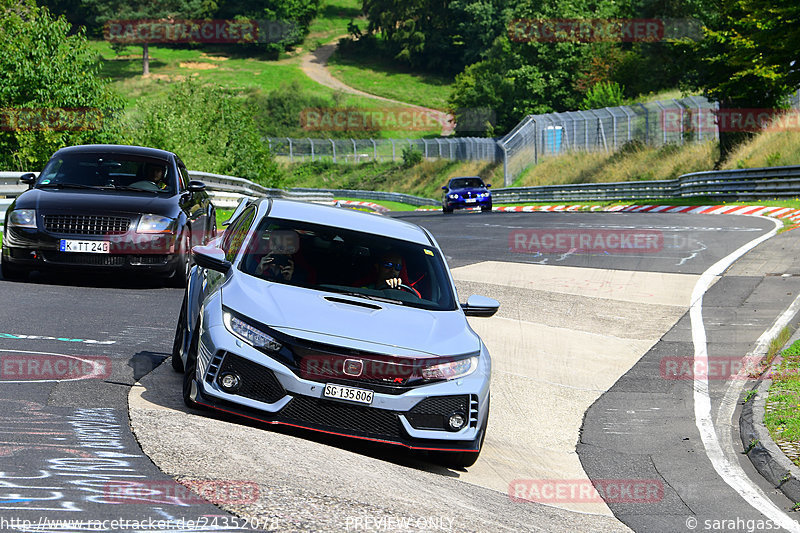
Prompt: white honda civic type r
<box><xmin>172</xmin><ymin>198</ymin><xmax>498</xmax><ymax>467</ymax></box>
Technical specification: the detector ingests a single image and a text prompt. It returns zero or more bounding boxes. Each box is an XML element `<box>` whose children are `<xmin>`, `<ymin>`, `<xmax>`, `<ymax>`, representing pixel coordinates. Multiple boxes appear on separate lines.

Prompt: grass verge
<box><xmin>765</xmin><ymin>339</ymin><xmax>800</xmax><ymax>453</ymax></box>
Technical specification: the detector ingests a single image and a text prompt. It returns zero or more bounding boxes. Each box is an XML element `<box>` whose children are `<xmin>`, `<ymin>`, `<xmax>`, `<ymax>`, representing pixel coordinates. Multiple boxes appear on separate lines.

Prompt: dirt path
<box><xmin>300</xmin><ymin>39</ymin><xmax>454</xmax><ymax>134</ymax></box>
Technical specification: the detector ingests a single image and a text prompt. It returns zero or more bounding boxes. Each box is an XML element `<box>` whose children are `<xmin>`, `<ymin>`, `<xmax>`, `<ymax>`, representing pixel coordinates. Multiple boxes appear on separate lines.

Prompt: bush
<box><xmin>122</xmin><ymin>80</ymin><xmax>282</xmax><ymax>187</ymax></box>
<box><xmin>247</xmin><ymin>82</ymin><xmax>381</xmax><ymax>139</ymax></box>
<box><xmin>401</xmin><ymin>145</ymin><xmax>423</xmax><ymax>168</ymax></box>
<box><xmin>580</xmin><ymin>82</ymin><xmax>625</xmax><ymax>110</ymax></box>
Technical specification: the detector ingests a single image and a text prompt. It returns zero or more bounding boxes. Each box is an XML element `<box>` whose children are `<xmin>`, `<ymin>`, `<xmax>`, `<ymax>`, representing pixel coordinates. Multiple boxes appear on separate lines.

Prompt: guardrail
<box><xmin>491</xmin><ymin>165</ymin><xmax>800</xmax><ymax>203</ymax></box>
<box><xmin>3</xmin><ymin>166</ymin><xmax>800</xmax><ymax>224</ymax></box>
<box><xmin>289</xmin><ymin>188</ymin><xmax>440</xmax><ymax>207</ymax></box>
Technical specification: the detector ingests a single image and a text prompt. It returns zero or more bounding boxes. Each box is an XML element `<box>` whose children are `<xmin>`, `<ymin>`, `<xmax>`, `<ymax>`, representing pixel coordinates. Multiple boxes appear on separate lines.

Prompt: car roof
<box><xmin>261</xmin><ymin>199</ymin><xmax>434</xmax><ymax>246</ymax></box>
<box><xmin>50</xmin><ymin>144</ymin><xmax>175</xmax><ymax>161</ymax></box>
<box><xmin>449</xmin><ymin>176</ymin><xmax>483</xmax><ymax>183</ymax></box>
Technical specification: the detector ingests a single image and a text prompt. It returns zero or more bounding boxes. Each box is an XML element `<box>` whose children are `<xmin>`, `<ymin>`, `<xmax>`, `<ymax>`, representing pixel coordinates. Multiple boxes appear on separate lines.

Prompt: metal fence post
<box><xmin>352</xmin><ymin>139</ymin><xmax>357</xmax><ymax>162</ymax></box>
<box><xmin>308</xmin><ymin>138</ymin><xmax>315</xmax><ymax>161</ymax></box>
<box><xmin>637</xmin><ymin>104</ymin><xmax>649</xmax><ymax>145</ymax></box>
<box><xmin>287</xmin><ymin>138</ymin><xmax>293</xmax><ymax>162</ymax></box>
<box><xmin>372</xmin><ymin>139</ymin><xmax>377</xmax><ymax>161</ymax></box>
<box><xmin>391</xmin><ymin>139</ymin><xmax>396</xmax><ymax>161</ymax></box>
<box><xmin>330</xmin><ymin>139</ymin><xmax>336</xmax><ymax>162</ymax></box>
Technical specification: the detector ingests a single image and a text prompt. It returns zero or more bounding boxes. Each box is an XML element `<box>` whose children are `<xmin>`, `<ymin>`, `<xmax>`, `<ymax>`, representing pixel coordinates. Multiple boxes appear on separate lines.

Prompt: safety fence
<box><xmin>265</xmin><ymin>137</ymin><xmax>500</xmax><ymax>164</ymax></box>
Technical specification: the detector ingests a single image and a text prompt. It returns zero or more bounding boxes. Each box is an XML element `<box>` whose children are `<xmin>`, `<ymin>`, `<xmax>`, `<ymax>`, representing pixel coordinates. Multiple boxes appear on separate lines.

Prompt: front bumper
<box><xmin>190</xmin><ymin>322</ymin><xmax>491</xmax><ymax>452</ymax></box>
<box><xmin>2</xmin><ymin>226</ymin><xmax>180</xmax><ymax>273</ymax></box>
<box><xmin>443</xmin><ymin>196</ymin><xmax>492</xmax><ymax>210</ymax></box>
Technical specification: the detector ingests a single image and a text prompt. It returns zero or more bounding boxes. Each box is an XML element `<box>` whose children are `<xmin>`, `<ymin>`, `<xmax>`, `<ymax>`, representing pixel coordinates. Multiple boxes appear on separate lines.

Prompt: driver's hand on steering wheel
<box><xmin>383</xmin><ymin>277</ymin><xmax>401</xmax><ymax>289</ymax></box>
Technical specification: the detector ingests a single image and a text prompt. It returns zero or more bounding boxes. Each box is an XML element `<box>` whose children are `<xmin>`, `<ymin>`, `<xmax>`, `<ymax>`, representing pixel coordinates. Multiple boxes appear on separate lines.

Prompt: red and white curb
<box><xmin>331</xmin><ymin>200</ymin><xmax>389</xmax><ymax>214</ymax></box>
<box><xmin>416</xmin><ymin>204</ymin><xmax>800</xmax><ymax>224</ymax></box>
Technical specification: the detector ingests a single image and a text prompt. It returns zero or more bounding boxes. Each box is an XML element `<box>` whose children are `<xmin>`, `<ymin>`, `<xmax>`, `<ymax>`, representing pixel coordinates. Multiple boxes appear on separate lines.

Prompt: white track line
<box><xmin>690</xmin><ymin>216</ymin><xmax>800</xmax><ymax>530</ymax></box>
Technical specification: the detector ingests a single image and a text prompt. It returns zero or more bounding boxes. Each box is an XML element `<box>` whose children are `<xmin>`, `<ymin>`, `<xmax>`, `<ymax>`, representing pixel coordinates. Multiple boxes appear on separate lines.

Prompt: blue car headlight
<box><xmin>448</xmin><ymin>194</ymin><xmax>459</xmax><ymax>200</ymax></box>
<box><xmin>223</xmin><ymin>312</ymin><xmax>282</xmax><ymax>352</ymax></box>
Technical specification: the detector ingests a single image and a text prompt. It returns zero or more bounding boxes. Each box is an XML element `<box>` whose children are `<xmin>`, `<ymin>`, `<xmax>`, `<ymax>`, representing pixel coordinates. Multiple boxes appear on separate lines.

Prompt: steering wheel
<box><xmin>396</xmin><ymin>283</ymin><xmax>421</xmax><ymax>298</ymax></box>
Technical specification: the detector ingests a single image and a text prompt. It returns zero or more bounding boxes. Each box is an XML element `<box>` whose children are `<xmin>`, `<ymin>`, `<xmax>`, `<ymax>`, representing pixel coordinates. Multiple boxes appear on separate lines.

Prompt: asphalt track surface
<box><xmin>1</xmin><ymin>209</ymin><xmax>797</xmax><ymax>532</ymax></box>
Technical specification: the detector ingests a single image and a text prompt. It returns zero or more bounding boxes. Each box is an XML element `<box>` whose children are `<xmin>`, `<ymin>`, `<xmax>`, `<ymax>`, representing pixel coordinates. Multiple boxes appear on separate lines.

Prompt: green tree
<box><xmin>123</xmin><ymin>81</ymin><xmax>283</xmax><ymax>186</ymax></box>
<box><xmin>0</xmin><ymin>0</ymin><xmax>122</xmax><ymax>169</ymax></box>
<box><xmin>82</xmin><ymin>0</ymin><xmax>213</xmax><ymax>75</ymax></box>
<box><xmin>362</xmin><ymin>0</ymin><xmax>510</xmax><ymax>73</ymax></box>
<box><xmin>683</xmin><ymin>0</ymin><xmax>800</xmax><ymax>162</ymax></box>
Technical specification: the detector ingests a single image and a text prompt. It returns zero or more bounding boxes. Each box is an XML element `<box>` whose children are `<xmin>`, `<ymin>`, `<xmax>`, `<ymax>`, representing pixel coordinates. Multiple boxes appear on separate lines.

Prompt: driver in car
<box><xmin>149</xmin><ymin>166</ymin><xmax>168</xmax><ymax>190</ymax></box>
<box><xmin>356</xmin><ymin>252</ymin><xmax>421</xmax><ymax>297</ymax></box>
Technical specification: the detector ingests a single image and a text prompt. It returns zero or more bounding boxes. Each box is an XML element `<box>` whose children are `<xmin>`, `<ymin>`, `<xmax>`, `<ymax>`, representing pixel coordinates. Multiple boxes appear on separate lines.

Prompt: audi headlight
<box><xmin>137</xmin><ymin>214</ymin><xmax>175</xmax><ymax>233</ymax></box>
<box><xmin>8</xmin><ymin>209</ymin><xmax>36</xmax><ymax>229</ymax></box>
<box><xmin>421</xmin><ymin>357</ymin><xmax>478</xmax><ymax>380</ymax></box>
<box><xmin>223</xmin><ymin>312</ymin><xmax>282</xmax><ymax>352</ymax></box>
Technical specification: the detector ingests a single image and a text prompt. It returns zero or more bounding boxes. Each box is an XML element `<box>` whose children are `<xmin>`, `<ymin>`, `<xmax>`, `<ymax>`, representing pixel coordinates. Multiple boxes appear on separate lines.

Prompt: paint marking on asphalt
<box><xmin>690</xmin><ymin>215</ymin><xmax>800</xmax><ymax>531</ymax></box>
<box><xmin>0</xmin><ymin>332</ymin><xmax>115</xmax><ymax>345</ymax></box>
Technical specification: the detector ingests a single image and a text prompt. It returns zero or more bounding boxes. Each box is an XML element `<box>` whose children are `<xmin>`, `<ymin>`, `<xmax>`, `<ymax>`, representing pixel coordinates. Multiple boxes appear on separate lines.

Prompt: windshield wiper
<box><xmin>110</xmin><ymin>184</ymin><xmax>160</xmax><ymax>193</ymax></box>
<box><xmin>37</xmin><ymin>183</ymin><xmax>107</xmax><ymax>190</ymax></box>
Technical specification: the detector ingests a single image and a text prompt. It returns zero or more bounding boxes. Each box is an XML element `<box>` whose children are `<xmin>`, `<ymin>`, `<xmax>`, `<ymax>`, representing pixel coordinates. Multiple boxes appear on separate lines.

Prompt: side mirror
<box><xmin>20</xmin><ymin>173</ymin><xmax>36</xmax><ymax>188</ymax></box>
<box><xmin>462</xmin><ymin>295</ymin><xmax>499</xmax><ymax>317</ymax></box>
<box><xmin>441</xmin><ymin>186</ymin><xmax>447</xmax><ymax>191</ymax></box>
<box><xmin>187</xmin><ymin>180</ymin><xmax>206</xmax><ymax>193</ymax></box>
<box><xmin>486</xmin><ymin>183</ymin><xmax>491</xmax><ymax>188</ymax></box>
<box><xmin>192</xmin><ymin>245</ymin><xmax>231</xmax><ymax>273</ymax></box>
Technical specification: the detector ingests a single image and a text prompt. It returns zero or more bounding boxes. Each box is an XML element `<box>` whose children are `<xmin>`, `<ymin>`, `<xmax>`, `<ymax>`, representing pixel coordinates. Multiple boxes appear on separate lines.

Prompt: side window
<box><xmin>222</xmin><ymin>207</ymin><xmax>255</xmax><ymax>262</ymax></box>
<box><xmin>177</xmin><ymin>163</ymin><xmax>189</xmax><ymax>191</ymax></box>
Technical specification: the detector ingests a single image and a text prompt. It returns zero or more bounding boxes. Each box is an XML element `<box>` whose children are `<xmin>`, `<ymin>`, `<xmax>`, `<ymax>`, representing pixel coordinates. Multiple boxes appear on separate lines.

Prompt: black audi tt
<box><xmin>1</xmin><ymin>145</ymin><xmax>216</xmax><ymax>286</ymax></box>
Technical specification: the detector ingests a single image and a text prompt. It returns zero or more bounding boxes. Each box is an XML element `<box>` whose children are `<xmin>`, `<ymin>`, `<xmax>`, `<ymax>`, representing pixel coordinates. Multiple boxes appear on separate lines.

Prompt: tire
<box><xmin>1</xmin><ymin>257</ymin><xmax>26</xmax><ymax>281</ymax></box>
<box><xmin>171</xmin><ymin>295</ymin><xmax>188</xmax><ymax>373</ymax></box>
<box><xmin>167</xmin><ymin>232</ymin><xmax>190</xmax><ymax>288</ymax></box>
<box><xmin>481</xmin><ymin>204</ymin><xmax>492</xmax><ymax>212</ymax></box>
<box><xmin>442</xmin><ymin>206</ymin><xmax>453</xmax><ymax>214</ymax></box>
<box><xmin>182</xmin><ymin>322</ymin><xmax>202</xmax><ymax>409</ymax></box>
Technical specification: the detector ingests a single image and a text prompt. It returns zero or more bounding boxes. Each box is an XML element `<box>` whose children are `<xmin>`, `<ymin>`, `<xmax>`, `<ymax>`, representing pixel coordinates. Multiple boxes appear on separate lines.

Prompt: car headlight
<box><xmin>421</xmin><ymin>356</ymin><xmax>478</xmax><ymax>380</ymax></box>
<box><xmin>137</xmin><ymin>214</ymin><xmax>175</xmax><ymax>233</ymax></box>
<box><xmin>448</xmin><ymin>194</ymin><xmax>459</xmax><ymax>199</ymax></box>
<box><xmin>8</xmin><ymin>209</ymin><xmax>36</xmax><ymax>229</ymax></box>
<box><xmin>223</xmin><ymin>312</ymin><xmax>282</xmax><ymax>352</ymax></box>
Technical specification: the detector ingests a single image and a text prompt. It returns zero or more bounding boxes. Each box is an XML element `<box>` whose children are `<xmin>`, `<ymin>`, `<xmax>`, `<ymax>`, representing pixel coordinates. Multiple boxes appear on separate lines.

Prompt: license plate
<box><xmin>465</xmin><ymin>198</ymin><xmax>477</xmax><ymax>203</ymax></box>
<box><xmin>323</xmin><ymin>383</ymin><xmax>374</xmax><ymax>405</ymax></box>
<box><xmin>59</xmin><ymin>240</ymin><xmax>110</xmax><ymax>253</ymax></box>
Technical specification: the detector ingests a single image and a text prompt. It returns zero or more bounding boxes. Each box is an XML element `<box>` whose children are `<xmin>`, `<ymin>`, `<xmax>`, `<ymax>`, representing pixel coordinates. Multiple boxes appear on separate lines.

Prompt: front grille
<box><xmin>129</xmin><ymin>255</ymin><xmax>169</xmax><ymax>265</ymax></box>
<box><xmin>44</xmin><ymin>214</ymin><xmax>130</xmax><ymax>235</ymax></box>
<box><xmin>41</xmin><ymin>252</ymin><xmax>125</xmax><ymax>266</ymax></box>
<box><xmin>218</xmin><ymin>353</ymin><xmax>286</xmax><ymax>404</ymax></box>
<box><xmin>278</xmin><ymin>396</ymin><xmax>402</xmax><ymax>440</ymax></box>
<box><xmin>406</xmin><ymin>395</ymin><xmax>470</xmax><ymax>431</ymax></box>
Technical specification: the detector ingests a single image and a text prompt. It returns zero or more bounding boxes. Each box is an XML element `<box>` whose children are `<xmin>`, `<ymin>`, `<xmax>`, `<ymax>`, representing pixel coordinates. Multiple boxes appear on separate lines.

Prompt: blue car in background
<box><xmin>441</xmin><ymin>177</ymin><xmax>492</xmax><ymax>213</ymax></box>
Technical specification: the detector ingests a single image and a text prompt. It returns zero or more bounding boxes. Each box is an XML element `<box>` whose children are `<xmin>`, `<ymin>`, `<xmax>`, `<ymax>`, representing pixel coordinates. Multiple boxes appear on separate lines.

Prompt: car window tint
<box><xmin>222</xmin><ymin>207</ymin><xmax>256</xmax><ymax>262</ymax></box>
<box><xmin>37</xmin><ymin>153</ymin><xmax>174</xmax><ymax>193</ymax></box>
<box><xmin>237</xmin><ymin>216</ymin><xmax>457</xmax><ymax>311</ymax></box>
<box><xmin>178</xmin><ymin>165</ymin><xmax>190</xmax><ymax>190</ymax></box>
<box><xmin>450</xmin><ymin>178</ymin><xmax>484</xmax><ymax>189</ymax></box>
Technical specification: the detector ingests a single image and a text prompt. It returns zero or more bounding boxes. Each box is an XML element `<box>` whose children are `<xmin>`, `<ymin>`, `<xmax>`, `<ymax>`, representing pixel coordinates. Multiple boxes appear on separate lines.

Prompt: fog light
<box><xmin>219</xmin><ymin>372</ymin><xmax>241</xmax><ymax>392</ymax></box>
<box><xmin>448</xmin><ymin>412</ymin><xmax>466</xmax><ymax>431</ymax></box>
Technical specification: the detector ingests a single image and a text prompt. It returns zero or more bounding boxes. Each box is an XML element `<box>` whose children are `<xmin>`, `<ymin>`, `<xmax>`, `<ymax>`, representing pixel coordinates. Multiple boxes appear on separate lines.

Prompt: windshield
<box><xmin>37</xmin><ymin>153</ymin><xmax>174</xmax><ymax>194</ymax></box>
<box><xmin>239</xmin><ymin>217</ymin><xmax>457</xmax><ymax>311</ymax></box>
<box><xmin>449</xmin><ymin>177</ymin><xmax>485</xmax><ymax>189</ymax></box>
